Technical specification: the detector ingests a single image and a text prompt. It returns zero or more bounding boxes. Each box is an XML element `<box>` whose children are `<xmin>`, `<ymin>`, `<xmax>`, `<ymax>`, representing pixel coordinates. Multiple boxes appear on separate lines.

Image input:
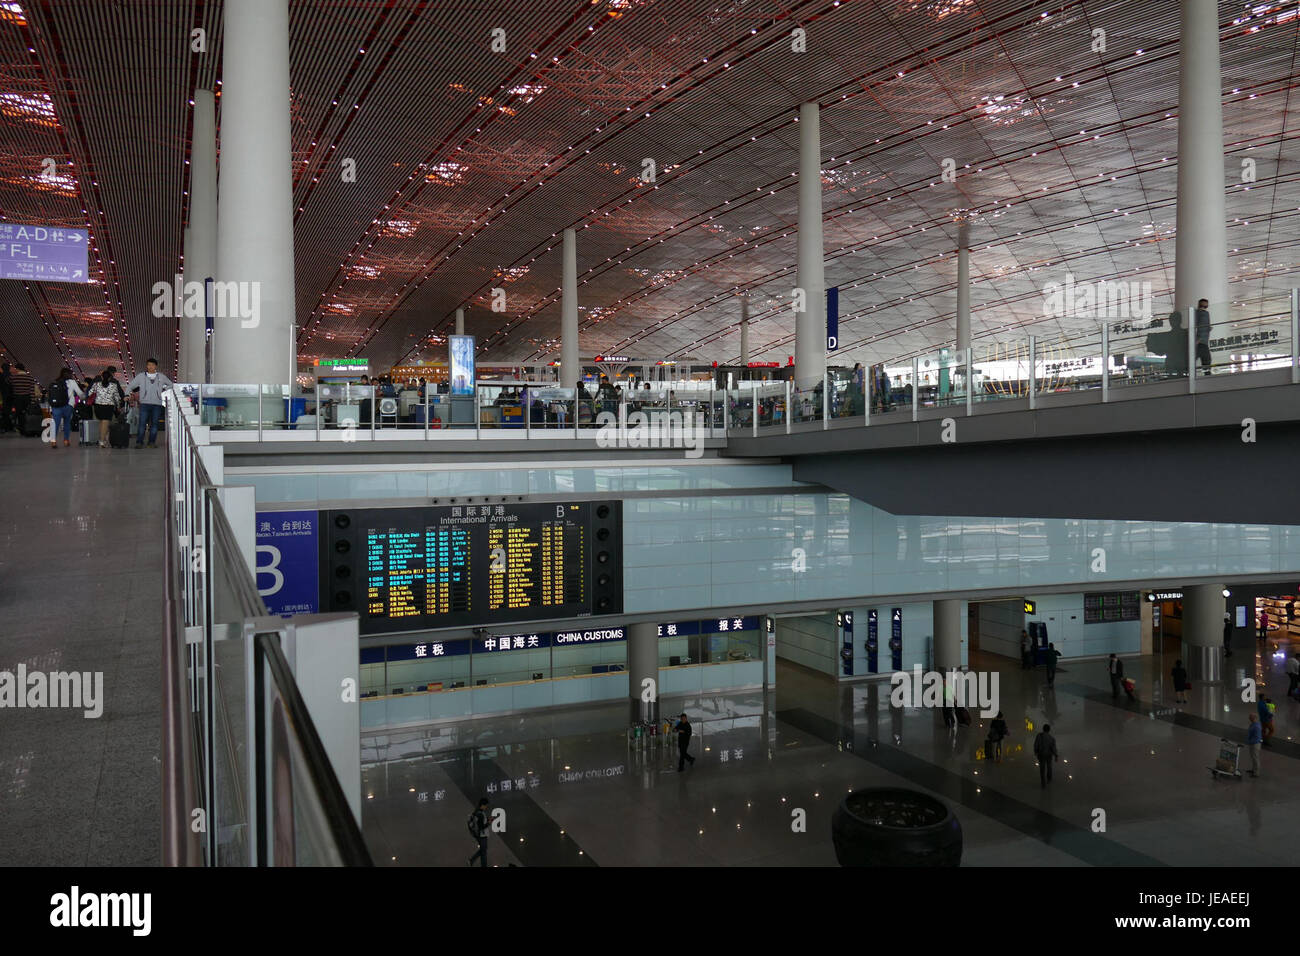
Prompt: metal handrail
<box><xmin>254</xmin><ymin>633</ymin><xmax>373</xmax><ymax>867</ymax></box>
<box><xmin>211</xmin><ymin>658</ymin><xmax>248</xmax><ymax>864</ymax></box>
<box><xmin>162</xmin><ymin>434</ymin><xmax>205</xmax><ymax>866</ymax></box>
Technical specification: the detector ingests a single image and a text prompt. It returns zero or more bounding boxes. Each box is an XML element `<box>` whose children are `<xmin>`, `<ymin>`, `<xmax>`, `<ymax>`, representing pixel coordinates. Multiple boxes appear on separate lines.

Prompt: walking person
<box><xmin>1258</xmin><ymin>608</ymin><xmax>1270</xmax><ymax>641</ymax></box>
<box><xmin>1246</xmin><ymin>713</ymin><xmax>1262</xmax><ymax>778</ymax></box>
<box><xmin>1171</xmin><ymin>659</ymin><xmax>1190</xmax><ymax>705</ymax></box>
<box><xmin>127</xmin><ymin>358</ymin><xmax>172</xmax><ymax>448</ymax></box>
<box><xmin>676</xmin><ymin>712</ymin><xmax>696</xmax><ymax>771</ymax></box>
<box><xmin>1287</xmin><ymin>652</ymin><xmax>1300</xmax><ymax>699</ymax></box>
<box><xmin>1223</xmin><ymin>612</ymin><xmax>1234</xmax><ymax>658</ymax></box>
<box><xmin>1020</xmin><ymin>629</ymin><xmax>1034</xmax><ymax>670</ymax></box>
<box><xmin>0</xmin><ymin>362</ymin><xmax>12</xmax><ymax>433</ymax></box>
<box><xmin>466</xmin><ymin>797</ymin><xmax>490</xmax><ymax>867</ymax></box>
<box><xmin>1107</xmin><ymin>653</ymin><xmax>1124</xmax><ymax>699</ymax></box>
<box><xmin>1044</xmin><ymin>642</ymin><xmax>1062</xmax><ymax>689</ymax></box>
<box><xmin>88</xmin><ymin>368</ymin><xmax>124</xmax><ymax>447</ymax></box>
<box><xmin>1258</xmin><ymin>696</ymin><xmax>1276</xmax><ymax>745</ymax></box>
<box><xmin>1194</xmin><ymin>298</ymin><xmax>1213</xmax><ymax>373</ymax></box>
<box><xmin>1033</xmin><ymin>723</ymin><xmax>1058</xmax><ymax>788</ymax></box>
<box><xmin>8</xmin><ymin>362</ymin><xmax>35</xmax><ymax>424</ymax></box>
<box><xmin>46</xmin><ymin>369</ymin><xmax>84</xmax><ymax>448</ymax></box>
<box><xmin>986</xmin><ymin>711</ymin><xmax>1009</xmax><ymax>763</ymax></box>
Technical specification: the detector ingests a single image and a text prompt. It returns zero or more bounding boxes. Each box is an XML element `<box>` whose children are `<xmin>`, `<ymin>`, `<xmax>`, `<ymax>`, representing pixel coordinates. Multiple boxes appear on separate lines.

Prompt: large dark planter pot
<box><xmin>831</xmin><ymin>788</ymin><xmax>962</xmax><ymax>867</ymax></box>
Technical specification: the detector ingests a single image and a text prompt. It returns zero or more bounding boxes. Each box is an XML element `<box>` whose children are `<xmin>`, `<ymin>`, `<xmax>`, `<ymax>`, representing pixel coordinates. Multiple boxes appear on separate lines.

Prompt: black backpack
<box><xmin>48</xmin><ymin>380</ymin><xmax>68</xmax><ymax>408</ymax></box>
<box><xmin>466</xmin><ymin>810</ymin><xmax>481</xmax><ymax>838</ymax></box>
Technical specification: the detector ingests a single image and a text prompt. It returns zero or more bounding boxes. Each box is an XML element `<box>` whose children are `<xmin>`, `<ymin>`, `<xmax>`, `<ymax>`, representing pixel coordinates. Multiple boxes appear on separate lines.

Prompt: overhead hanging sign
<box><xmin>0</xmin><ymin>223</ymin><xmax>89</xmax><ymax>282</ymax></box>
<box><xmin>826</xmin><ymin>286</ymin><xmax>839</xmax><ymax>351</ymax></box>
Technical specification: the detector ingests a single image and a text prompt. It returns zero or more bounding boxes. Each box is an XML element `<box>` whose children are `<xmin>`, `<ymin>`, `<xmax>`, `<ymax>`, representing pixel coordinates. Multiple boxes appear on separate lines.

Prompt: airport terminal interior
<box><xmin>2</xmin><ymin>0</ymin><xmax>1300</xmax><ymax>873</ymax></box>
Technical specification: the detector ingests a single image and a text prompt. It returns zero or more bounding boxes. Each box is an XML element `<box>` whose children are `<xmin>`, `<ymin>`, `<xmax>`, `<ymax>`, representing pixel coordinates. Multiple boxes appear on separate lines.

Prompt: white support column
<box><xmin>933</xmin><ymin>599</ymin><xmax>963</xmax><ymax>673</ymax></box>
<box><xmin>796</xmin><ymin>102</ymin><xmax>826</xmax><ymax>389</ymax></box>
<box><xmin>214</xmin><ymin>0</ymin><xmax>295</xmax><ymax>386</ymax></box>
<box><xmin>455</xmin><ymin>307</ymin><xmax>465</xmax><ymax>337</ymax></box>
<box><xmin>627</xmin><ymin>622</ymin><xmax>659</xmax><ymax>725</ymax></box>
<box><xmin>1174</xmin><ymin>0</ymin><xmax>1229</xmax><ymax>331</ymax></box>
<box><xmin>185</xmin><ymin>88</ymin><xmax>217</xmax><ymax>384</ymax></box>
<box><xmin>180</xmin><ymin>225</ymin><xmax>193</xmax><ymax>378</ymax></box>
<box><xmin>561</xmin><ymin>228</ymin><xmax>579</xmax><ymax>388</ymax></box>
<box><xmin>956</xmin><ymin>221</ymin><xmax>971</xmax><ymax>354</ymax></box>
<box><xmin>1182</xmin><ymin>583</ymin><xmax>1225</xmax><ymax>683</ymax></box>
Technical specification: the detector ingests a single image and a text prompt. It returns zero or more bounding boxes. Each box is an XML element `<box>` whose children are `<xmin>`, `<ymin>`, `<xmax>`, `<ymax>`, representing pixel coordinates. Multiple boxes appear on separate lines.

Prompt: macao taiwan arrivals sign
<box><xmin>0</xmin><ymin>224</ymin><xmax>89</xmax><ymax>282</ymax></box>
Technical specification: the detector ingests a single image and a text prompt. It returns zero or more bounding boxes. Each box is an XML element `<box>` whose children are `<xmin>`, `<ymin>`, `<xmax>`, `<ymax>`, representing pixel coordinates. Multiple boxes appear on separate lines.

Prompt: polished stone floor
<box><xmin>0</xmin><ymin>431</ymin><xmax>163</xmax><ymax>865</ymax></box>
<box><xmin>361</xmin><ymin>634</ymin><xmax>1300</xmax><ymax>866</ymax></box>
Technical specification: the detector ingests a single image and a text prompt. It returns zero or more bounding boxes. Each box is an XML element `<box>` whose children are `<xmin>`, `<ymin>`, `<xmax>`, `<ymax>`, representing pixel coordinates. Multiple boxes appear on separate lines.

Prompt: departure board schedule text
<box><xmin>324</xmin><ymin>501</ymin><xmax>616</xmax><ymax>635</ymax></box>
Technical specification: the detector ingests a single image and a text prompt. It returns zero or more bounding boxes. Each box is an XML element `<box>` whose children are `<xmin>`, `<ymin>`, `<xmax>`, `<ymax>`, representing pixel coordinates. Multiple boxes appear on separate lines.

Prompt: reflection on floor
<box><xmin>0</xmin><ymin>433</ymin><xmax>164</xmax><ymax>865</ymax></box>
<box><xmin>360</xmin><ymin>634</ymin><xmax>1300</xmax><ymax>867</ymax></box>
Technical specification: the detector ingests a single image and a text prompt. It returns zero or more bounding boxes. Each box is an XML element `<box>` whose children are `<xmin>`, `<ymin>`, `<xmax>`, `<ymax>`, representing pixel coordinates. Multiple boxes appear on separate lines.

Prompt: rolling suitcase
<box><xmin>109</xmin><ymin>416</ymin><xmax>130</xmax><ymax>448</ymax></box>
<box><xmin>79</xmin><ymin>419</ymin><xmax>98</xmax><ymax>446</ymax></box>
<box><xmin>20</xmin><ymin>407</ymin><xmax>46</xmax><ymax>437</ymax></box>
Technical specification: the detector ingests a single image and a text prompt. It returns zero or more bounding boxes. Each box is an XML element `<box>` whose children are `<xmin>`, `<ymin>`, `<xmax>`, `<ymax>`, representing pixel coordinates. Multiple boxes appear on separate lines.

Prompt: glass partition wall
<box><xmin>164</xmin><ymin>387</ymin><xmax>371</xmax><ymax>866</ymax></box>
<box><xmin>723</xmin><ymin>291</ymin><xmax>1298</xmax><ymax>433</ymax></box>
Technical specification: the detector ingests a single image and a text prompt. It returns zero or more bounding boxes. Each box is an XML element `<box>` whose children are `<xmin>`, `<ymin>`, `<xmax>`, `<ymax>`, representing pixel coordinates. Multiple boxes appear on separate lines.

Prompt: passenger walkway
<box><xmin>359</xmin><ymin>632</ymin><xmax>1300</xmax><ymax>866</ymax></box>
<box><xmin>0</xmin><ymin>433</ymin><xmax>164</xmax><ymax>865</ymax></box>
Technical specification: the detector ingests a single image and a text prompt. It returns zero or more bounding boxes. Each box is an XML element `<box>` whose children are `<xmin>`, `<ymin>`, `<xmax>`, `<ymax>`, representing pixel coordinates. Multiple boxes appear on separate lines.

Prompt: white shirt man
<box><xmin>126</xmin><ymin>359</ymin><xmax>173</xmax><ymax>447</ymax></box>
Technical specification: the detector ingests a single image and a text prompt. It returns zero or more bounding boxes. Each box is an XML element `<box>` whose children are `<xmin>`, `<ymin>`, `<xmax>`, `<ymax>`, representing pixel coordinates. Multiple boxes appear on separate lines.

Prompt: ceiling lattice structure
<box><xmin>1</xmin><ymin>0</ymin><xmax>1298</xmax><ymax>381</ymax></box>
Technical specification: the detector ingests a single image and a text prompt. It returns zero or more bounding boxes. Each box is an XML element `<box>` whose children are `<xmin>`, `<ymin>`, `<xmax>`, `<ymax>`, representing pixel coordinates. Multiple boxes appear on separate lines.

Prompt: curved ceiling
<box><xmin>1</xmin><ymin>0</ymin><xmax>1298</xmax><ymax>381</ymax></box>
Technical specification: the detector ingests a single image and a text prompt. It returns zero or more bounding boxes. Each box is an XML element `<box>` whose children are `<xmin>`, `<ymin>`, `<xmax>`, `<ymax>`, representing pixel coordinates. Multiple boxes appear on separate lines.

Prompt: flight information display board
<box><xmin>1084</xmin><ymin>591</ymin><xmax>1141</xmax><ymax>624</ymax></box>
<box><xmin>320</xmin><ymin>501</ymin><xmax>622</xmax><ymax>635</ymax></box>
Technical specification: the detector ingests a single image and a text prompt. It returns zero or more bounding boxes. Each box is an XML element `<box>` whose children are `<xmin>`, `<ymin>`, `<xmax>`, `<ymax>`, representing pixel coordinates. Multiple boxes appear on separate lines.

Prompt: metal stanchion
<box><xmin>1028</xmin><ymin>336</ymin><xmax>1037</xmax><ymax>410</ymax></box>
<box><xmin>822</xmin><ymin>371</ymin><xmax>829</xmax><ymax>429</ymax></box>
<box><xmin>965</xmin><ymin>347</ymin><xmax>973</xmax><ymax>416</ymax></box>
<box><xmin>1291</xmin><ymin>288</ymin><xmax>1299</xmax><ymax>385</ymax></box>
<box><xmin>1101</xmin><ymin>324</ymin><xmax>1110</xmax><ymax>403</ymax></box>
<box><xmin>911</xmin><ymin>357</ymin><xmax>919</xmax><ymax>421</ymax></box>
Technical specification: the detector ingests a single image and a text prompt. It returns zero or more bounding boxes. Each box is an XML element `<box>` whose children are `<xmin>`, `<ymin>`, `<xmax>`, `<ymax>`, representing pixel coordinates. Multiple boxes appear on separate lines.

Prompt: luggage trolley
<box><xmin>1209</xmin><ymin>738</ymin><xmax>1243</xmax><ymax>780</ymax></box>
